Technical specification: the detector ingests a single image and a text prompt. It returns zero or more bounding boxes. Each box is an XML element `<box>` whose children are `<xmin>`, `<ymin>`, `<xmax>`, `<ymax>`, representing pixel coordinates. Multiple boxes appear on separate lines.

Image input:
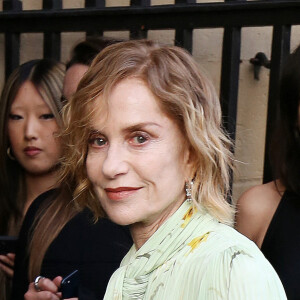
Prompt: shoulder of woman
<box><xmin>225</xmin><ymin>244</ymin><xmax>287</xmax><ymax>299</ymax></box>
<box><xmin>178</xmin><ymin>241</ymin><xmax>287</xmax><ymax>299</ymax></box>
<box><xmin>235</xmin><ymin>181</ymin><xmax>282</xmax><ymax>247</ymax></box>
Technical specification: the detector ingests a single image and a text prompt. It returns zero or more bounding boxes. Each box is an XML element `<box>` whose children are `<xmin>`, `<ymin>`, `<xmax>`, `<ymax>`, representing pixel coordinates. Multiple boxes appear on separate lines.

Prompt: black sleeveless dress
<box><xmin>261</xmin><ymin>190</ymin><xmax>300</xmax><ymax>300</ymax></box>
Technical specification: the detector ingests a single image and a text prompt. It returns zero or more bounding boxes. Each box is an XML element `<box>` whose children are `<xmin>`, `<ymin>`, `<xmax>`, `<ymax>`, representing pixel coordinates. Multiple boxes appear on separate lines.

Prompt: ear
<box><xmin>183</xmin><ymin>145</ymin><xmax>195</xmax><ymax>180</ymax></box>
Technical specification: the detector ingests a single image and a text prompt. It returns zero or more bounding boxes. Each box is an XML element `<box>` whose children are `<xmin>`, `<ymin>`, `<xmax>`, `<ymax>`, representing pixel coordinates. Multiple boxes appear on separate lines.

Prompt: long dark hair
<box><xmin>271</xmin><ymin>45</ymin><xmax>300</xmax><ymax>195</ymax></box>
<box><xmin>0</xmin><ymin>59</ymin><xmax>65</xmax><ymax>236</ymax></box>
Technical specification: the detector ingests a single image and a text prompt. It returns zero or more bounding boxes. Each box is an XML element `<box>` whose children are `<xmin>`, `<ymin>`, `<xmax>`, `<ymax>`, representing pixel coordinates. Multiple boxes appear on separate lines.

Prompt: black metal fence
<box><xmin>1</xmin><ymin>0</ymin><xmax>300</xmax><ymax>182</ymax></box>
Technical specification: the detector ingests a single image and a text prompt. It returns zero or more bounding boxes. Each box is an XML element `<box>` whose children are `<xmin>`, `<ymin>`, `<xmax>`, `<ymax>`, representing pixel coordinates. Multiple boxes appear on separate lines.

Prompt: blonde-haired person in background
<box><xmin>0</xmin><ymin>59</ymin><xmax>65</xmax><ymax>300</ymax></box>
<box><xmin>13</xmin><ymin>37</ymin><xmax>132</xmax><ymax>300</ymax></box>
<box><xmin>29</xmin><ymin>40</ymin><xmax>286</xmax><ymax>299</ymax></box>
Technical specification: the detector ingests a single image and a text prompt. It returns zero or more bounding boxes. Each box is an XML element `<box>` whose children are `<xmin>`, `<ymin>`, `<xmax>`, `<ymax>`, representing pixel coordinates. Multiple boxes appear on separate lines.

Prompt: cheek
<box><xmin>141</xmin><ymin>148</ymin><xmax>186</xmax><ymax>188</ymax></box>
<box><xmin>46</xmin><ymin>120</ymin><xmax>59</xmax><ymax>135</ymax></box>
<box><xmin>86</xmin><ymin>153</ymin><xmax>102</xmax><ymax>183</ymax></box>
<box><xmin>49</xmin><ymin>123</ymin><xmax>59</xmax><ymax>135</ymax></box>
<box><xmin>86</xmin><ymin>155</ymin><xmax>94</xmax><ymax>180</ymax></box>
<box><xmin>7</xmin><ymin>125</ymin><xmax>21</xmax><ymax>149</ymax></box>
<box><xmin>46</xmin><ymin>127</ymin><xmax>62</xmax><ymax>152</ymax></box>
<box><xmin>162</xmin><ymin>148</ymin><xmax>187</xmax><ymax>182</ymax></box>
<box><xmin>52</xmin><ymin>138</ymin><xmax>63</xmax><ymax>158</ymax></box>
<box><xmin>46</xmin><ymin>123</ymin><xmax>60</xmax><ymax>137</ymax></box>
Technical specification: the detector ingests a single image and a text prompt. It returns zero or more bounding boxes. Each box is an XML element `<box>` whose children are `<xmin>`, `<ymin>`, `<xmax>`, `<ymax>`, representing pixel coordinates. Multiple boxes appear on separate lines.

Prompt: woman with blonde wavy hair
<box><xmin>31</xmin><ymin>39</ymin><xmax>286</xmax><ymax>299</ymax></box>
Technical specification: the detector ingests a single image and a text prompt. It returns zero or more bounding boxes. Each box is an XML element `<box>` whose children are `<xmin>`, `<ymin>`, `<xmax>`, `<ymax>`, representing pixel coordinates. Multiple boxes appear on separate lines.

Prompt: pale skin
<box><xmin>0</xmin><ymin>81</ymin><xmax>61</xmax><ymax>278</ymax></box>
<box><xmin>235</xmin><ymin>180</ymin><xmax>285</xmax><ymax>248</ymax></box>
<box><xmin>24</xmin><ymin>64</ymin><xmax>88</xmax><ymax>300</ymax></box>
<box><xmin>86</xmin><ymin>78</ymin><xmax>192</xmax><ymax>249</ymax></box>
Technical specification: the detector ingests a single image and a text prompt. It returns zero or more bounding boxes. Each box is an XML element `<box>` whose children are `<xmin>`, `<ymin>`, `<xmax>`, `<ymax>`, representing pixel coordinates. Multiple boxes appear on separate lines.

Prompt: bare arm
<box><xmin>235</xmin><ymin>182</ymin><xmax>282</xmax><ymax>248</ymax></box>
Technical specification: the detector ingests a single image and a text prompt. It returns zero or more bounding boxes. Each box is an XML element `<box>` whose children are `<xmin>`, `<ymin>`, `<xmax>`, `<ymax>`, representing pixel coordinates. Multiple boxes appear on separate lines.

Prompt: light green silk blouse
<box><xmin>104</xmin><ymin>201</ymin><xmax>287</xmax><ymax>300</ymax></box>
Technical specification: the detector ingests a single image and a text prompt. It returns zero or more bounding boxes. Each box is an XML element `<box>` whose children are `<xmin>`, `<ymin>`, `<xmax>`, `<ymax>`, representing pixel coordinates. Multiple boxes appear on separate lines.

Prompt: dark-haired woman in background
<box><xmin>236</xmin><ymin>45</ymin><xmax>300</xmax><ymax>300</ymax></box>
<box><xmin>0</xmin><ymin>59</ymin><xmax>65</xmax><ymax>300</ymax></box>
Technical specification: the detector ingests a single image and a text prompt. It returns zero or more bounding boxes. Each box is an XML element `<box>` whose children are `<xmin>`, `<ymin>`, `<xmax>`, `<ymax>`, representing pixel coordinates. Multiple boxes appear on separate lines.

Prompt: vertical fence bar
<box><xmin>85</xmin><ymin>0</ymin><xmax>105</xmax><ymax>37</ymax></box>
<box><xmin>220</xmin><ymin>26</ymin><xmax>241</xmax><ymax>143</ymax></box>
<box><xmin>43</xmin><ymin>0</ymin><xmax>62</xmax><ymax>61</ymax></box>
<box><xmin>3</xmin><ymin>0</ymin><xmax>22</xmax><ymax>80</ymax></box>
<box><xmin>130</xmin><ymin>0</ymin><xmax>150</xmax><ymax>39</ymax></box>
<box><xmin>174</xmin><ymin>0</ymin><xmax>195</xmax><ymax>53</ymax></box>
<box><xmin>220</xmin><ymin>0</ymin><xmax>244</xmax><ymax>200</ymax></box>
<box><xmin>263</xmin><ymin>25</ymin><xmax>291</xmax><ymax>183</ymax></box>
<box><xmin>220</xmin><ymin>26</ymin><xmax>241</xmax><ymax>201</ymax></box>
<box><xmin>220</xmin><ymin>0</ymin><xmax>245</xmax><ymax>143</ymax></box>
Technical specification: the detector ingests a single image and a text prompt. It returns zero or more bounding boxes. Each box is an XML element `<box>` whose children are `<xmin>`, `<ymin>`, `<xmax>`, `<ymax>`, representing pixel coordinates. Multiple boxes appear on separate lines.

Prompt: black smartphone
<box><xmin>0</xmin><ymin>236</ymin><xmax>17</xmax><ymax>255</ymax></box>
<box><xmin>60</xmin><ymin>269</ymin><xmax>79</xmax><ymax>299</ymax></box>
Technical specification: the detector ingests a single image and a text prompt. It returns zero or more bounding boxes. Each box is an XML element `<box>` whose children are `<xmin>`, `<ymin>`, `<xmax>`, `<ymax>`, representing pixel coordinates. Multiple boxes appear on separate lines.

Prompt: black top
<box><xmin>11</xmin><ymin>189</ymin><xmax>132</xmax><ymax>300</ymax></box>
<box><xmin>261</xmin><ymin>190</ymin><xmax>300</xmax><ymax>300</ymax></box>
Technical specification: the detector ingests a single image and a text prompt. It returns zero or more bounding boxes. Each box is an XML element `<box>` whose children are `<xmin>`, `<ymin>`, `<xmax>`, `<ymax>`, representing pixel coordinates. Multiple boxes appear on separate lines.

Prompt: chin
<box><xmin>105</xmin><ymin>210</ymin><xmax>136</xmax><ymax>226</ymax></box>
<box><xmin>26</xmin><ymin>166</ymin><xmax>57</xmax><ymax>176</ymax></box>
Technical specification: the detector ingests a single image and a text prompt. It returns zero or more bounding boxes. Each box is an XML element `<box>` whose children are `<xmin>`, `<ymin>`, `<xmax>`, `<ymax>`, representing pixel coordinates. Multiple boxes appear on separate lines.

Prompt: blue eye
<box><xmin>131</xmin><ymin>135</ymin><xmax>148</xmax><ymax>145</ymax></box>
<box><xmin>135</xmin><ymin>136</ymin><xmax>146</xmax><ymax>143</ymax></box>
<box><xmin>95</xmin><ymin>138</ymin><xmax>106</xmax><ymax>146</ymax></box>
<box><xmin>90</xmin><ymin>138</ymin><xmax>107</xmax><ymax>147</ymax></box>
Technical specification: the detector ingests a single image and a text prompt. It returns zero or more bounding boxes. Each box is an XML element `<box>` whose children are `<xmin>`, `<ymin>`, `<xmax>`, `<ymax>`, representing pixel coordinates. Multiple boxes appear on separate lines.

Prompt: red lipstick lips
<box><xmin>24</xmin><ymin>146</ymin><xmax>41</xmax><ymax>157</ymax></box>
<box><xmin>104</xmin><ymin>187</ymin><xmax>141</xmax><ymax>201</ymax></box>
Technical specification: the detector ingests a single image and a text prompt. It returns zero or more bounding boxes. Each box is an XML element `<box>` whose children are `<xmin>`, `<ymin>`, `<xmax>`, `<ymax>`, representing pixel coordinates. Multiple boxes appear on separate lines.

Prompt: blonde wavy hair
<box><xmin>61</xmin><ymin>39</ymin><xmax>235</xmax><ymax>226</ymax></box>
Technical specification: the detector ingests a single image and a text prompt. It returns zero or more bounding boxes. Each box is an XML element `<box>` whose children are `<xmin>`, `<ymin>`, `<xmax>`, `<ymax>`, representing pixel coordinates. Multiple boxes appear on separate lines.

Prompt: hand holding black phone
<box><xmin>60</xmin><ymin>269</ymin><xmax>79</xmax><ymax>299</ymax></box>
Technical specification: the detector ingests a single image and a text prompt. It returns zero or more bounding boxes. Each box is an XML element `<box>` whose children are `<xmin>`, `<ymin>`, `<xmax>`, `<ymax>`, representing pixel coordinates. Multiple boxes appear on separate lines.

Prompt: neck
<box><xmin>130</xmin><ymin>199</ymin><xmax>184</xmax><ymax>250</ymax></box>
<box><xmin>24</xmin><ymin>169</ymin><xmax>59</xmax><ymax>216</ymax></box>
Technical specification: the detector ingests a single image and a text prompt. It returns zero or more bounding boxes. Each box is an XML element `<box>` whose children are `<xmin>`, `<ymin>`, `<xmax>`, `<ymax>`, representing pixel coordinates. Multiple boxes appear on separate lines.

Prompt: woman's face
<box><xmin>86</xmin><ymin>78</ymin><xmax>192</xmax><ymax>227</ymax></box>
<box><xmin>8</xmin><ymin>81</ymin><xmax>62</xmax><ymax>175</ymax></box>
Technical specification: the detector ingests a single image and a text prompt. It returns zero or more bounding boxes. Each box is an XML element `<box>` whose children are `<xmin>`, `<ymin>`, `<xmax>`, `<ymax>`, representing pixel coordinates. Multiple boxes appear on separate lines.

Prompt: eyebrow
<box><xmin>10</xmin><ymin>103</ymin><xmax>51</xmax><ymax>110</ymax></box>
<box><xmin>89</xmin><ymin>122</ymin><xmax>161</xmax><ymax>135</ymax></box>
<box><xmin>122</xmin><ymin>122</ymin><xmax>161</xmax><ymax>133</ymax></box>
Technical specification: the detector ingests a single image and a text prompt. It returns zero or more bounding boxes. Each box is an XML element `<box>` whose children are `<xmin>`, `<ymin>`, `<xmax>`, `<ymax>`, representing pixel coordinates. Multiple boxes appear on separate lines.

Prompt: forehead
<box><xmin>11</xmin><ymin>81</ymin><xmax>46</xmax><ymax>107</ymax></box>
<box><xmin>111</xmin><ymin>78</ymin><xmax>162</xmax><ymax>112</ymax></box>
<box><xmin>90</xmin><ymin>78</ymin><xmax>170</xmax><ymax>128</ymax></box>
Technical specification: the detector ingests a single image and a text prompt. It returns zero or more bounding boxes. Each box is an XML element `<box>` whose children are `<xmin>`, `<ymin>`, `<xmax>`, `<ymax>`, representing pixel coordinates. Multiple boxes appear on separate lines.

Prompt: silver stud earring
<box><xmin>185</xmin><ymin>180</ymin><xmax>193</xmax><ymax>203</ymax></box>
<box><xmin>7</xmin><ymin>147</ymin><xmax>15</xmax><ymax>160</ymax></box>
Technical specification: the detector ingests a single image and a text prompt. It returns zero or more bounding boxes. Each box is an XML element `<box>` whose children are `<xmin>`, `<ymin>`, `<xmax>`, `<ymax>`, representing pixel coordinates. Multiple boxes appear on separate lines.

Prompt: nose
<box><xmin>102</xmin><ymin>143</ymin><xmax>129</xmax><ymax>179</ymax></box>
<box><xmin>24</xmin><ymin>117</ymin><xmax>39</xmax><ymax>140</ymax></box>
